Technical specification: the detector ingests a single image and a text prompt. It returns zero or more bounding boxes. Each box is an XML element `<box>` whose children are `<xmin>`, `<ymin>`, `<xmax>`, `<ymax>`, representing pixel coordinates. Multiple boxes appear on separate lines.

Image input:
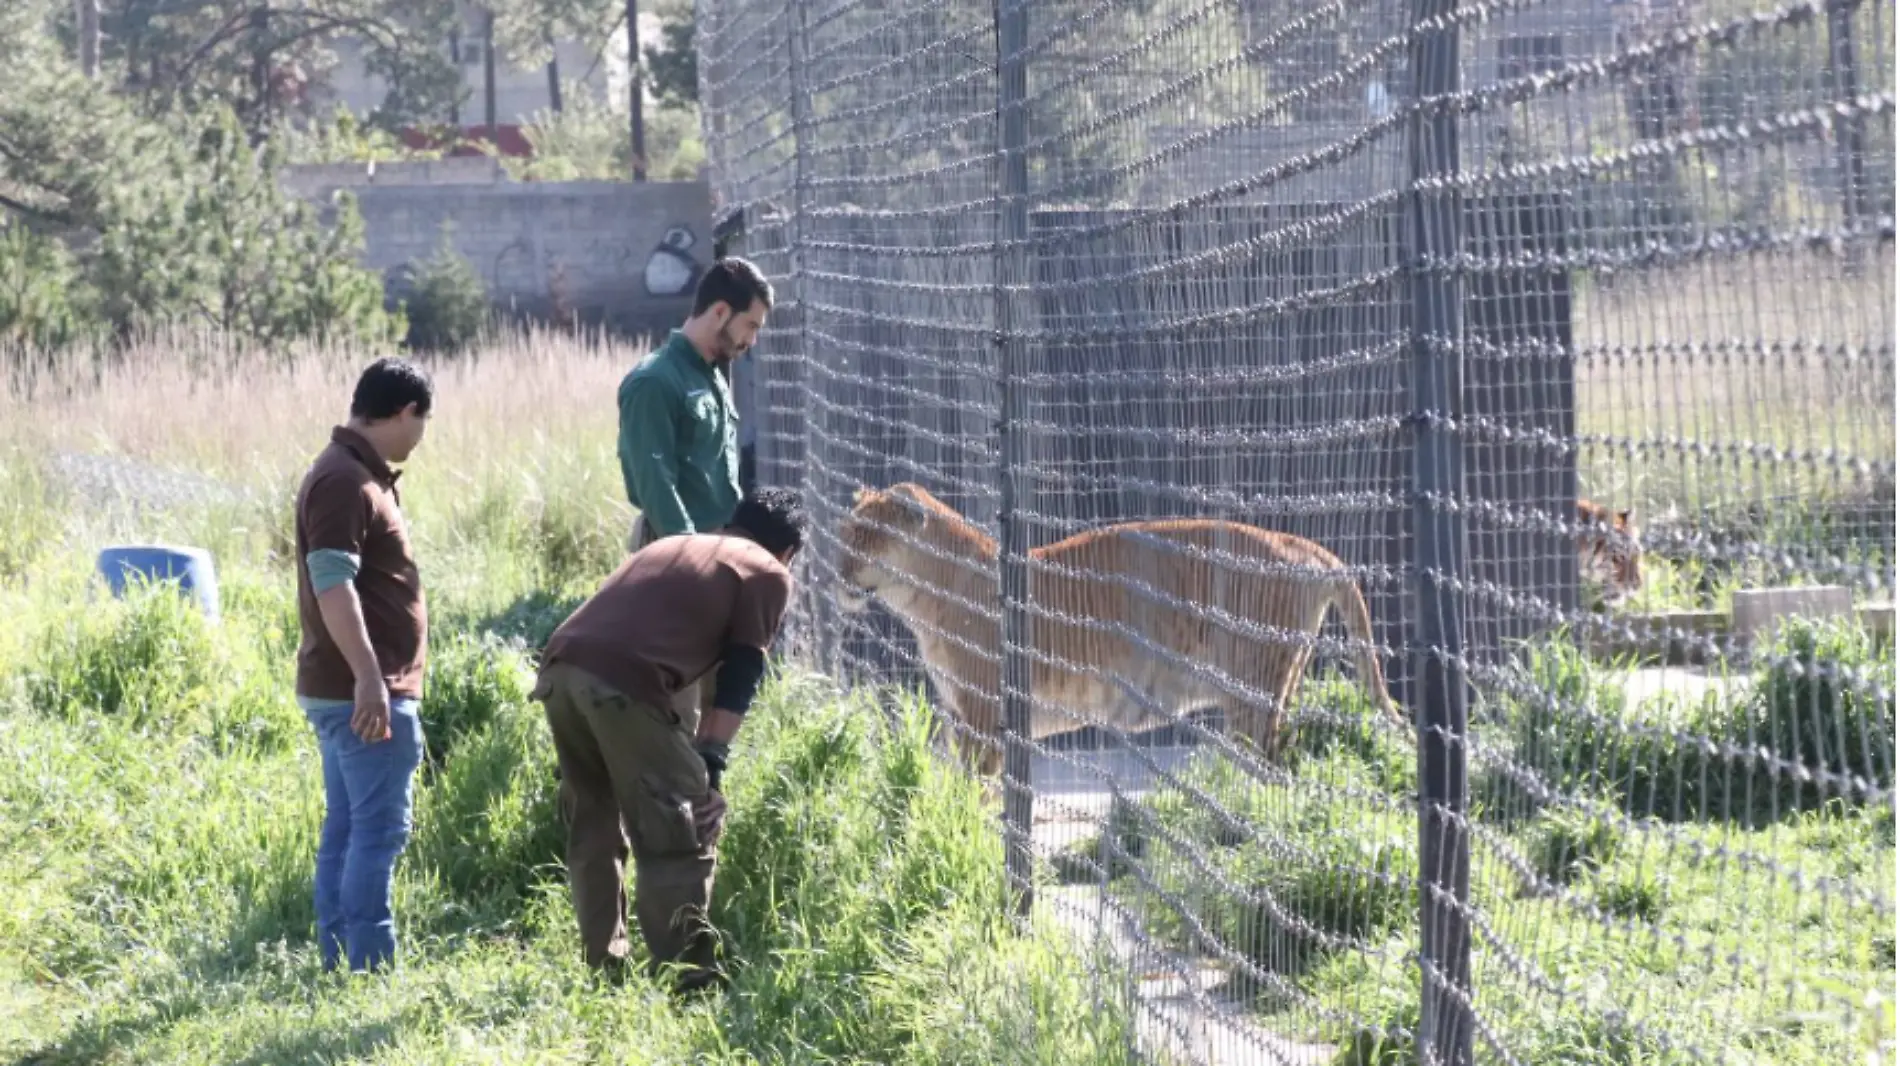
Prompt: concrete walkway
<box><xmin>1026</xmin><ymin>747</ymin><xmax>1339</xmax><ymax>1066</ymax></box>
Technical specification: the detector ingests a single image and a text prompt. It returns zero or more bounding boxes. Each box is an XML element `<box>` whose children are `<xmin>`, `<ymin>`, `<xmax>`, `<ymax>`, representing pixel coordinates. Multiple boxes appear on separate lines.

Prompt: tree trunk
<box><xmin>249</xmin><ymin>6</ymin><xmax>271</xmax><ymax>136</ymax></box>
<box><xmin>74</xmin><ymin>0</ymin><xmax>100</xmax><ymax>79</ymax></box>
<box><xmin>627</xmin><ymin>0</ymin><xmax>646</xmax><ymax>180</ymax></box>
<box><xmin>545</xmin><ymin>32</ymin><xmax>563</xmax><ymax>113</ymax></box>
<box><xmin>448</xmin><ymin>27</ymin><xmax>463</xmax><ymax>126</ymax></box>
<box><xmin>483</xmin><ymin>9</ymin><xmax>498</xmax><ymax>143</ymax></box>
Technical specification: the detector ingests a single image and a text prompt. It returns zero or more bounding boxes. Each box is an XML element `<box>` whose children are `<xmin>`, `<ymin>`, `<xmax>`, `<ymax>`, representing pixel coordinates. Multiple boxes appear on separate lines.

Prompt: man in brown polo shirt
<box><xmin>292</xmin><ymin>356</ymin><xmax>433</xmax><ymax>975</ymax></box>
<box><xmin>532</xmin><ymin>486</ymin><xmax>805</xmax><ymax>994</ymax></box>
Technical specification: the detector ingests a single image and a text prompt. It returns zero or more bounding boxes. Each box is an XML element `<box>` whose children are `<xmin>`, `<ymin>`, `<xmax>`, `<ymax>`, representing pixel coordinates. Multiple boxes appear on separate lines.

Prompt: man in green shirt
<box><xmin>617</xmin><ymin>257</ymin><xmax>775</xmax><ymax>551</ymax></box>
<box><xmin>615</xmin><ymin>256</ymin><xmax>775</xmax><ymax>726</ymax></box>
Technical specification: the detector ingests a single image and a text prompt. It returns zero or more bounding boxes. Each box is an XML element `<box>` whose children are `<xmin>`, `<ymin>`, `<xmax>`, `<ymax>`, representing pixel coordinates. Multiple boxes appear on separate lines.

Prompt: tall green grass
<box><xmin>0</xmin><ymin>333</ymin><xmax>1140</xmax><ymax>1065</ymax></box>
<box><xmin>1085</xmin><ymin>645</ymin><xmax>1894</xmax><ymax>1066</ymax></box>
<box><xmin>1498</xmin><ymin>620</ymin><xmax>1895</xmax><ymax>826</ymax></box>
<box><xmin>0</xmin><ymin>560</ymin><xmax>1140</xmax><ymax>1065</ymax></box>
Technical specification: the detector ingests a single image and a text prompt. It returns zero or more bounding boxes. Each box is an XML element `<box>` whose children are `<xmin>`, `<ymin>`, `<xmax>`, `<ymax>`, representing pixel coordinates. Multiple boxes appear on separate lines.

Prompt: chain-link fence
<box><xmin>696</xmin><ymin>0</ymin><xmax>1895</xmax><ymax>1059</ymax></box>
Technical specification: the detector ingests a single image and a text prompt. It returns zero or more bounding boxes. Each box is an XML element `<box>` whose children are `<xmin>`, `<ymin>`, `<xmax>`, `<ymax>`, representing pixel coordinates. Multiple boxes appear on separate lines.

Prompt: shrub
<box><xmin>1528</xmin><ymin>805</ymin><xmax>1625</xmax><ymax>887</ymax></box>
<box><xmin>24</xmin><ymin>576</ymin><xmax>224</xmax><ymax>729</ymax></box>
<box><xmin>399</xmin><ymin>226</ymin><xmax>490</xmax><ymax>355</ymax></box>
<box><xmin>1722</xmin><ymin>616</ymin><xmax>1896</xmax><ymax>806</ymax></box>
<box><xmin>418</xmin><ymin>629</ymin><xmax>534</xmax><ymax>769</ymax></box>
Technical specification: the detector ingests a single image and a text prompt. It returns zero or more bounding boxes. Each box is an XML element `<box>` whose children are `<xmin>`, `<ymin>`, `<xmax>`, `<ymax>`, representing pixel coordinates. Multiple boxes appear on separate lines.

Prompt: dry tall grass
<box><xmin>1</xmin><ymin>325</ymin><xmax>653</xmax><ymax>609</ymax></box>
<box><xmin>3</xmin><ymin>325</ymin><xmax>644</xmax><ymax>482</ymax></box>
<box><xmin>1573</xmin><ymin>249</ymin><xmax>1895</xmax><ymax>520</ymax></box>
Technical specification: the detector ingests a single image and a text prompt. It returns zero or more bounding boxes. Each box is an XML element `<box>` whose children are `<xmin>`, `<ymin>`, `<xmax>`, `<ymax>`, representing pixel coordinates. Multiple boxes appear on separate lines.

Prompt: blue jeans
<box><xmin>301</xmin><ymin>697</ymin><xmax>425</xmax><ymax>973</ymax></box>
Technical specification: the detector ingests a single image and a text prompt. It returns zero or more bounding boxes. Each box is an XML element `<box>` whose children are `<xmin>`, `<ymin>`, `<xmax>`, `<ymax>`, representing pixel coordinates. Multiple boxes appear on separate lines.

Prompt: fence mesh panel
<box><xmin>696</xmin><ymin>0</ymin><xmax>1896</xmax><ymax>1058</ymax></box>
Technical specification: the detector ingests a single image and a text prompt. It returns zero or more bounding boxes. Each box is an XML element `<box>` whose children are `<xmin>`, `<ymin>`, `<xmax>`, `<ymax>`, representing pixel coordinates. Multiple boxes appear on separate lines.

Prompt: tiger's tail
<box><xmin>1332</xmin><ymin>577</ymin><xmax>1412</xmax><ymax>736</ymax></box>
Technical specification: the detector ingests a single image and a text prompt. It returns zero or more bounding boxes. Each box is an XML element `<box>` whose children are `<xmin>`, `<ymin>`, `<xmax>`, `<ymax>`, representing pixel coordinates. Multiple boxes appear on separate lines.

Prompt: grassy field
<box><xmin>0</xmin><ymin>331</ymin><xmax>1139</xmax><ymax>1065</ymax></box>
<box><xmin>1055</xmin><ymin>629</ymin><xmax>1896</xmax><ymax>1066</ymax></box>
<box><xmin>1571</xmin><ymin>250</ymin><xmax>1895</xmax><ymax>612</ymax></box>
<box><xmin>0</xmin><ymin>319</ymin><xmax>1891</xmax><ymax>1066</ymax></box>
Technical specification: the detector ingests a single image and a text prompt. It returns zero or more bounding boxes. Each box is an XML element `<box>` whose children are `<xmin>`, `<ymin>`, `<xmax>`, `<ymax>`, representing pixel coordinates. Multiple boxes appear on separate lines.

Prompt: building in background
<box><xmin>312</xmin><ymin>1</ymin><xmax>617</xmax><ymax>142</ymax></box>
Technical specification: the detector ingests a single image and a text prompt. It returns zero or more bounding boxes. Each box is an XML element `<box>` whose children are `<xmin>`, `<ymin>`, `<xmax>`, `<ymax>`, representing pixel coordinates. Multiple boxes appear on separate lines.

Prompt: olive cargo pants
<box><xmin>534</xmin><ymin>660</ymin><xmax>725</xmax><ymax>984</ymax></box>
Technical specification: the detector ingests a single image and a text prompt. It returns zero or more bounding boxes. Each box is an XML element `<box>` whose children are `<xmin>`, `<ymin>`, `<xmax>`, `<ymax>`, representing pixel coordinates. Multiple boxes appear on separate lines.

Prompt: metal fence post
<box><xmin>1828</xmin><ymin>0</ymin><xmax>1866</xmax><ymax>232</ymax></box>
<box><xmin>994</xmin><ymin>0</ymin><xmax>1035</xmax><ymax>921</ymax></box>
<box><xmin>1406</xmin><ymin>0</ymin><xmax>1474</xmax><ymax>1059</ymax></box>
<box><xmin>785</xmin><ymin>0</ymin><xmax>833</xmax><ymax>676</ymax></box>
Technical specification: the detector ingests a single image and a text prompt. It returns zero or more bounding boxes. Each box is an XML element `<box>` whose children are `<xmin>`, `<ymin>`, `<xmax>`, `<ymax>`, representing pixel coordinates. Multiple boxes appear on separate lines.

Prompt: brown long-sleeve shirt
<box><xmin>541</xmin><ymin>533</ymin><xmax>792</xmax><ymax>709</ymax></box>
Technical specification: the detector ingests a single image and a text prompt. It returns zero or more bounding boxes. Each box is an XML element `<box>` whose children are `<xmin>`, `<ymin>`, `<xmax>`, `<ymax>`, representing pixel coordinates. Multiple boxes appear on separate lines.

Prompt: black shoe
<box><xmin>671</xmin><ymin>966</ymin><xmax>730</xmax><ymax>1001</ymax></box>
<box><xmin>590</xmin><ymin>954</ymin><xmax>634</xmax><ymax>988</ymax></box>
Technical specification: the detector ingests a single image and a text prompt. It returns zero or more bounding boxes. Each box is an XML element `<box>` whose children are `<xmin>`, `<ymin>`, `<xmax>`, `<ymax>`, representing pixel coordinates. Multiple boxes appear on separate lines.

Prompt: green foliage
<box><xmin>23</xmin><ymin>576</ymin><xmax>225</xmax><ymax>729</ymax></box>
<box><xmin>1529</xmin><ymin>805</ymin><xmax>1625</xmax><ymax>886</ymax></box>
<box><xmin>1503</xmin><ymin>620</ymin><xmax>1894</xmax><ymax>825</ymax></box>
<box><xmin>1283</xmin><ymin>673</ymin><xmax>1418</xmax><ymax>796</ymax></box>
<box><xmin>509</xmin><ymin>91</ymin><xmax>707</xmax><ymax>183</ymax></box>
<box><xmin>1120</xmin><ymin>751</ymin><xmax>1419</xmax><ymax>976</ymax></box>
<box><xmin>405</xmin><ymin>695</ymin><xmax>568</xmax><ymax>934</ymax></box>
<box><xmin>0</xmin><ymin>48</ymin><xmax>404</xmax><ymax>352</ymax></box>
<box><xmin>93</xmin><ymin>107</ymin><xmax>402</xmax><ymax>346</ymax></box>
<box><xmin>0</xmin><ymin>222</ymin><xmax>95</xmax><ymax>351</ymax></box>
<box><xmin>488</xmin><ymin>0</ymin><xmax>624</xmax><ymax>75</ymax></box>
<box><xmin>400</xmin><ymin>225</ymin><xmax>491</xmax><ymax>354</ymax></box>
<box><xmin>643</xmin><ymin>15</ymin><xmax>698</xmax><ymax>108</ymax></box>
<box><xmin>274</xmin><ymin>104</ymin><xmax>448</xmax><ymax>165</ymax></box>
<box><xmin>0</xmin><ymin>451</ymin><xmax>64</xmax><ymax>579</ymax></box>
<box><xmin>470</xmin><ymin>588</ymin><xmax>586</xmax><ymax>653</ymax></box>
<box><xmin>1088</xmin><ymin>630</ymin><xmax>1890</xmax><ymax>1066</ymax></box>
<box><xmin>1724</xmin><ymin>616</ymin><xmax>1897</xmax><ymax>803</ymax></box>
<box><xmin>88</xmin><ymin>0</ymin><xmax>462</xmax><ymax>136</ymax></box>
<box><xmin>510</xmin><ymin>92</ymin><xmax>635</xmax><ymax>181</ymax></box>
<box><xmin>418</xmin><ymin>629</ymin><xmax>535</xmax><ymax>769</ymax></box>
<box><xmin>0</xmin><ymin>553</ymin><xmax>1140</xmax><ymax>1063</ymax></box>
<box><xmin>12</xmin><ymin>569</ymin><xmax>303</xmax><ymax>758</ymax></box>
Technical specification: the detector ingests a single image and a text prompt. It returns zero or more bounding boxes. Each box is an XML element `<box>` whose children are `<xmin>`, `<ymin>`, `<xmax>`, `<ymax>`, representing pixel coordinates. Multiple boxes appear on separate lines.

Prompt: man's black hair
<box><xmin>350</xmin><ymin>357</ymin><xmax>433</xmax><ymax>421</ymax></box>
<box><xmin>691</xmin><ymin>257</ymin><xmax>775</xmax><ymax>318</ymax></box>
<box><xmin>728</xmin><ymin>487</ymin><xmax>806</xmax><ymax>557</ymax></box>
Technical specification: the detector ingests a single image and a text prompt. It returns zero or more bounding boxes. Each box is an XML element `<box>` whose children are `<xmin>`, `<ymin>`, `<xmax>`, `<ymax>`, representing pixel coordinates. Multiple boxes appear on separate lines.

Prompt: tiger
<box><xmin>835</xmin><ymin>482</ymin><xmax>1414</xmax><ymax>776</ymax></box>
<box><xmin>1577</xmin><ymin>498</ymin><xmax>1644</xmax><ymax>607</ymax></box>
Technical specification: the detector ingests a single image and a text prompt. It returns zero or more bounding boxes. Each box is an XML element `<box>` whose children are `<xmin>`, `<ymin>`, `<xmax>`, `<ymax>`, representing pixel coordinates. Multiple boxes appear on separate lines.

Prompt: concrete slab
<box><xmin>1860</xmin><ymin>602</ymin><xmax>1894</xmax><ymax>640</ymax></box>
<box><xmin>1731</xmin><ymin>585</ymin><xmax>1856</xmax><ymax>646</ymax></box>
<box><xmin>1616</xmin><ymin>665</ymin><xmax>1752</xmax><ymax>716</ymax></box>
<box><xmin>1035</xmin><ymin>880</ymin><xmax>1338</xmax><ymax>1066</ymax></box>
<box><xmin>1032</xmin><ymin>744</ymin><xmax>1209</xmax><ymax>798</ymax></box>
<box><xmin>1024</xmin><ymin>756</ymin><xmax>1343</xmax><ymax>1066</ymax></box>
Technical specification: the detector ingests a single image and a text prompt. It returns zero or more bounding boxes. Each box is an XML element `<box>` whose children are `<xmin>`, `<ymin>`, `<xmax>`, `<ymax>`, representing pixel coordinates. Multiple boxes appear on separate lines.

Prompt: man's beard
<box><xmin>712</xmin><ymin>326</ymin><xmax>748</xmax><ymax>367</ymax></box>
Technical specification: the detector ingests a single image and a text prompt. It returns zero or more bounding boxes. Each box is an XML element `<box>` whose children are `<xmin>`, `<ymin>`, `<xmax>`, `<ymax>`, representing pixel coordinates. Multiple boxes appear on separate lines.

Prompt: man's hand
<box><xmin>696</xmin><ymin>739</ymin><xmax>730</xmax><ymax>792</ymax></box>
<box><xmin>316</xmin><ymin>581</ymin><xmax>391</xmax><ymax>744</ymax></box>
<box><xmin>693</xmin><ymin>790</ymin><xmax>728</xmax><ymax>847</ymax></box>
<box><xmin>351</xmin><ymin>673</ymin><xmax>392</xmax><ymax>742</ymax></box>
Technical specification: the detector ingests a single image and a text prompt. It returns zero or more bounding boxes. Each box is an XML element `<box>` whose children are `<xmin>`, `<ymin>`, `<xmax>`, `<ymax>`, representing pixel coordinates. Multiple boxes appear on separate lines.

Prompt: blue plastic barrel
<box><xmin>95</xmin><ymin>544</ymin><xmax>222</xmax><ymax>624</ymax></box>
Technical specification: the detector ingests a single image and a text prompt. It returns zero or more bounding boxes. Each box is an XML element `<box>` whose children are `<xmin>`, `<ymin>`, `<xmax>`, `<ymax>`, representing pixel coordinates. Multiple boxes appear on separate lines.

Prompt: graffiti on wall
<box><xmin>643</xmin><ymin>226</ymin><xmax>703</xmax><ymax>297</ymax></box>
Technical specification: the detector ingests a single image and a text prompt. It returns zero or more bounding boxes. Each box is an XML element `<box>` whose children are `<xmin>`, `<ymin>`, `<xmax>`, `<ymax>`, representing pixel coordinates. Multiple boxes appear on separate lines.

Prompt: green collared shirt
<box><xmin>616</xmin><ymin>330</ymin><xmax>742</xmax><ymax>537</ymax></box>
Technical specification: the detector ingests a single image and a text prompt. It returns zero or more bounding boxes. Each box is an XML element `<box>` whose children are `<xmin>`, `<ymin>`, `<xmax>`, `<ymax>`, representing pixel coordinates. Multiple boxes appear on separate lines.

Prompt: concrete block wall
<box><xmin>301</xmin><ymin>177</ymin><xmax>714</xmax><ymax>340</ymax></box>
<box><xmin>280</xmin><ymin>159</ymin><xmax>510</xmax><ymax>200</ymax></box>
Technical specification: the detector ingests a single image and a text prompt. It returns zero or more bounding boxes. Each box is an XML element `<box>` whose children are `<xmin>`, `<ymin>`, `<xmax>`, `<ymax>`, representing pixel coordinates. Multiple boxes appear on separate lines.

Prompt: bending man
<box><xmin>532</xmin><ymin>487</ymin><xmax>805</xmax><ymax>993</ymax></box>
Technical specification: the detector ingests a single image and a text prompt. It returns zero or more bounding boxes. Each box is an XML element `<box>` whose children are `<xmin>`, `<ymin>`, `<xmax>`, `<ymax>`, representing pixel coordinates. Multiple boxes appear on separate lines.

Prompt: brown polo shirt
<box><xmin>294</xmin><ymin>426</ymin><xmax>429</xmax><ymax>701</ymax></box>
<box><xmin>541</xmin><ymin>533</ymin><xmax>792</xmax><ymax>710</ymax></box>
